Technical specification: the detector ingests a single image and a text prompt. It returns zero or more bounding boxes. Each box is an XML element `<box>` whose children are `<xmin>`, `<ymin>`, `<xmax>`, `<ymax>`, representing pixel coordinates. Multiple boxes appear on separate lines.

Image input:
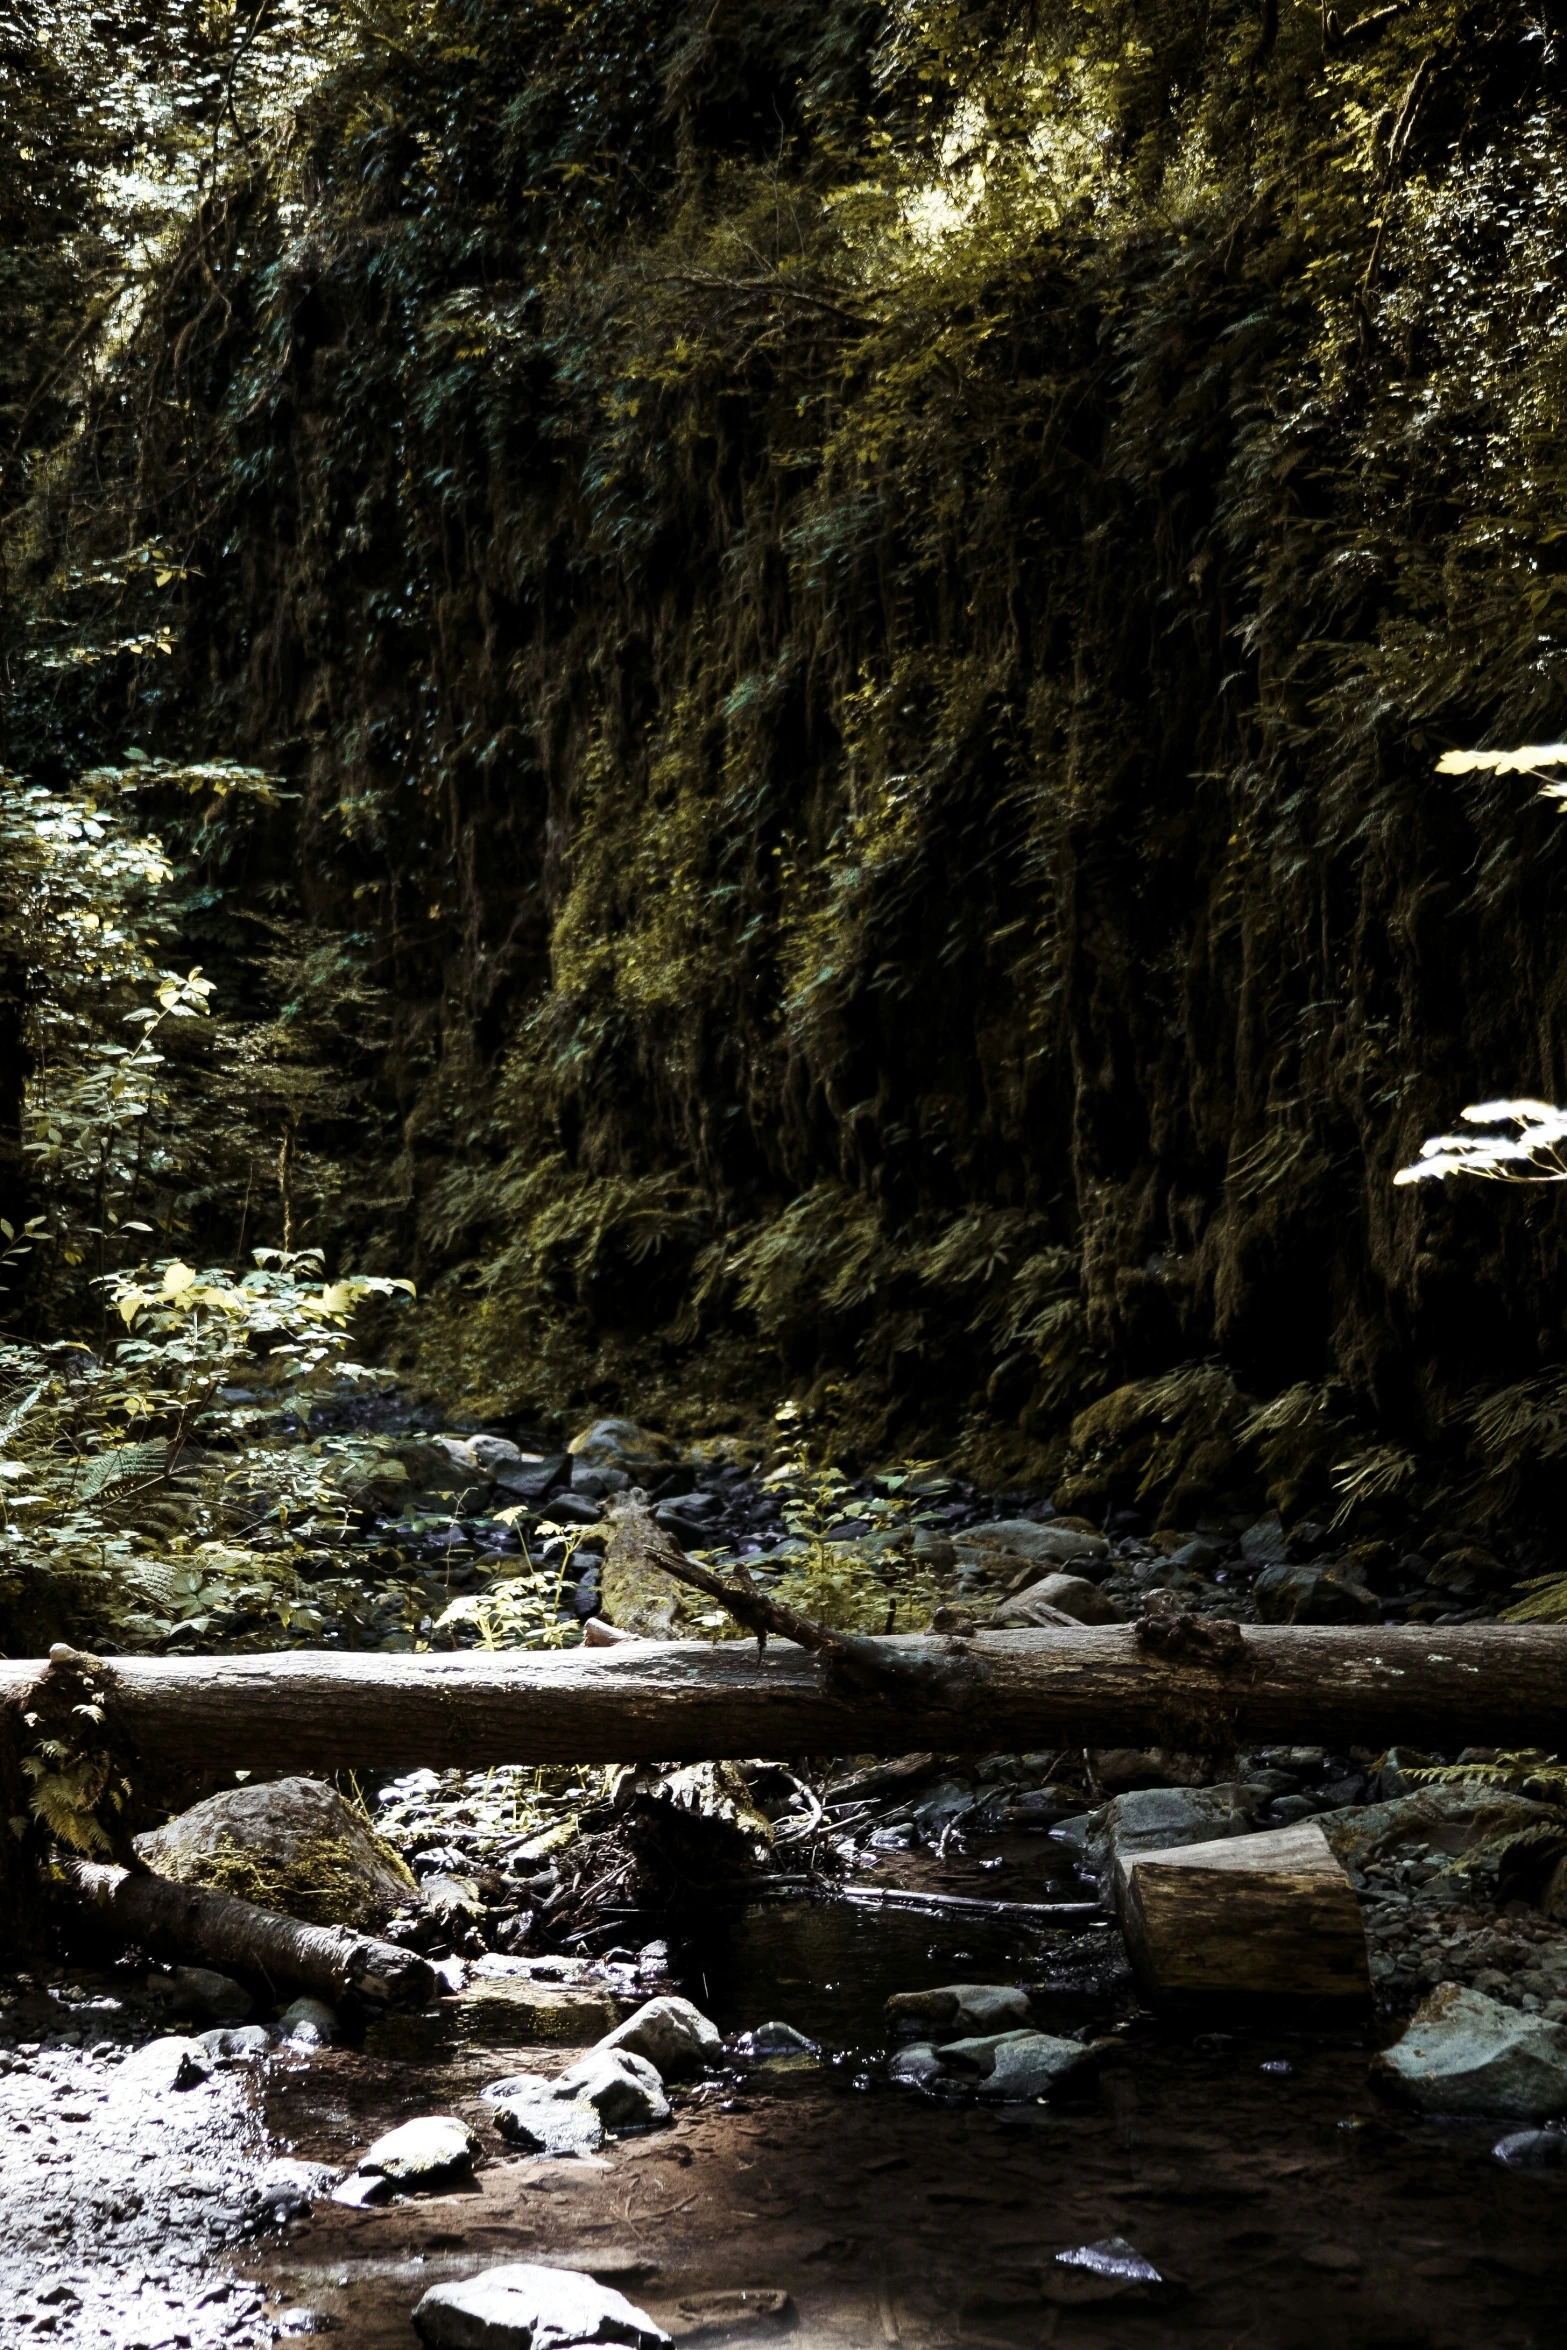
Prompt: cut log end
<box><xmin>1115</xmin><ymin>1820</ymin><xmax>1372</xmax><ymax>2001</ymax></box>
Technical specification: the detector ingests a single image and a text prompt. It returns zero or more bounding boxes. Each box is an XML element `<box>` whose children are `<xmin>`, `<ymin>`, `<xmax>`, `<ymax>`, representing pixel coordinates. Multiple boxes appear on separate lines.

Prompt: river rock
<box><xmin>1376</xmin><ymin>1984</ymin><xmax>1567</xmax><ymax>2120</ymax></box>
<box><xmin>935</xmin><ymin>2027</ymin><xmax>1094</xmax><ymax>2096</ymax></box>
<box><xmin>887</xmin><ymin>1983</ymin><xmax>1033</xmax><ymax>2035</ymax></box>
<box><xmin>494</xmin><ymin>1454</ymin><xmax>570</xmax><ymax>1503</ymax></box>
<box><xmin>488</xmin><ymin>2085</ymin><xmax>606</xmax><ymax>2157</ymax></box>
<box><xmin>569</xmin><ymin>1418</ymin><xmax>673</xmax><ymax>1472</ymax></box>
<box><xmin>167</xmin><ymin>1965</ymin><xmax>253</xmax><ymax>2024</ymax></box>
<box><xmin>468</xmin><ymin>1434</ymin><xmax>526</xmax><ymax>1473</ymax></box>
<box><xmin>134</xmin><ymin>1774</ymin><xmax>416</xmax><ymax>1929</ymax></box>
<box><xmin>413</xmin><ymin>2262</ymin><xmax>670</xmax><ymax>2350</ymax></box>
<box><xmin>555</xmin><ymin>2048</ymin><xmax>671</xmax><ymax>2128</ymax></box>
<box><xmin>1079</xmin><ymin>1783</ymin><xmax>1260</xmax><ymax>1883</ymax></box>
<box><xmin>278</xmin><ymin>1996</ymin><xmax>338</xmax><ymax>2046</ymax></box>
<box><xmin>597</xmin><ymin>1995</ymin><xmax>721</xmax><ymax>2078</ymax></box>
<box><xmin>1323</xmin><ymin>1784</ymin><xmax>1561</xmax><ymax>1873</ymax></box>
<box><xmin>887</xmin><ymin>2042</ymin><xmax>945</xmax><ymax>2087</ymax></box>
<box><xmin>738</xmin><ymin>2020</ymin><xmax>819</xmax><ymax>2059</ymax></box>
<box><xmin>955</xmin><ymin>1520</ymin><xmax>1110</xmax><ymax>1572</ymax></box>
<box><xmin>198</xmin><ymin>2023</ymin><xmax>274</xmax><ymax>2060</ymax></box>
<box><xmin>991</xmin><ymin>1572</ymin><xmax>1120</xmax><ymax>1628</ymax></box>
<box><xmin>1253</xmin><ymin>1562</ymin><xmax>1380</xmax><ymax>1625</ymax></box>
<box><xmin>253</xmin><ymin>2158</ymin><xmax>338</xmax><ymax>2218</ymax></box>
<box><xmin>357</xmin><ymin>2114</ymin><xmax>476</xmax><ymax>2184</ymax></box>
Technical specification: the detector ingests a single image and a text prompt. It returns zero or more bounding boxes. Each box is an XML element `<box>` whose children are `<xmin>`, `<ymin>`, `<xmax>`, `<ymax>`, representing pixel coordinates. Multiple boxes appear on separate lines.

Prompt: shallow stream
<box><xmin>5</xmin><ymin>1872</ymin><xmax>1561</xmax><ymax>2350</ymax></box>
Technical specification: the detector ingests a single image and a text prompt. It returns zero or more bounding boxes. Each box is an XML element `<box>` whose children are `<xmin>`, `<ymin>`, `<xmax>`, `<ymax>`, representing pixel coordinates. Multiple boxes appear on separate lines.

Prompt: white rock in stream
<box><xmin>890</xmin><ymin>2026</ymin><xmax>1095</xmax><ymax>2099</ymax></box>
<box><xmin>357</xmin><ymin>2113</ymin><xmax>476</xmax><ymax>2183</ymax></box>
<box><xmin>1377</xmin><ymin>1983</ymin><xmax>1567</xmax><ymax>2119</ymax></box>
<box><xmin>596</xmin><ymin>1994</ymin><xmax>720</xmax><ymax>2078</ymax></box>
<box><xmin>555</xmin><ymin>2048</ymin><xmax>670</xmax><ymax>2127</ymax></box>
<box><xmin>413</xmin><ymin>2262</ymin><xmax>670</xmax><ymax>2350</ymax></box>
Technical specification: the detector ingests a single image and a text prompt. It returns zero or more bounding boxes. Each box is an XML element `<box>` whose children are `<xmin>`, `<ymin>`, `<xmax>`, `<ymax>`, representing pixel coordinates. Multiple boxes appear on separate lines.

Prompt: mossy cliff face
<box><xmin>53</xmin><ymin>0</ymin><xmax>1567</xmax><ymax>1512</ymax></box>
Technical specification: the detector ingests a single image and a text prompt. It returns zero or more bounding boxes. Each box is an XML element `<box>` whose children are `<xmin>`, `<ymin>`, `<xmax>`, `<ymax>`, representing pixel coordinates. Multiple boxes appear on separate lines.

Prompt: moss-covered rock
<box><xmin>135</xmin><ymin>1775</ymin><xmax>417</xmax><ymax>1928</ymax></box>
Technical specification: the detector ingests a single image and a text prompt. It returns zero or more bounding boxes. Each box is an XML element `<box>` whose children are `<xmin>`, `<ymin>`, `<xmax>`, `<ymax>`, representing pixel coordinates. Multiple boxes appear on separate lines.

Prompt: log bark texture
<box><xmin>1115</xmin><ymin>1820</ymin><xmax>1371</xmax><ymax>1999</ymax></box>
<box><xmin>2</xmin><ymin>1623</ymin><xmax>1564</xmax><ymax>1770</ymax></box>
<box><xmin>65</xmin><ymin>1861</ymin><xmax>435</xmax><ymax>2007</ymax></box>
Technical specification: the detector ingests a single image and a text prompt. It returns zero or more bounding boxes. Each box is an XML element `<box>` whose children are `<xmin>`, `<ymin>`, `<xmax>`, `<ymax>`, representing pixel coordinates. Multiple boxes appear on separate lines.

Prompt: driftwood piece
<box><xmin>1115</xmin><ymin>1820</ymin><xmax>1371</xmax><ymax>1999</ymax></box>
<box><xmin>64</xmin><ymin>1860</ymin><xmax>436</xmax><ymax>2007</ymax></box>
<box><xmin>0</xmin><ymin>1625</ymin><xmax>1564</xmax><ymax>1772</ymax></box>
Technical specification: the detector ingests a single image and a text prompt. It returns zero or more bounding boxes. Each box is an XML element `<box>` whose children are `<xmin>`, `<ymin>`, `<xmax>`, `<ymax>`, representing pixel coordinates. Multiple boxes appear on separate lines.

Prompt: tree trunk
<box><xmin>64</xmin><ymin>1860</ymin><xmax>435</xmax><ymax>2007</ymax></box>
<box><xmin>2</xmin><ymin>1623</ymin><xmax>1564</xmax><ymax>1773</ymax></box>
<box><xmin>1114</xmin><ymin>1820</ymin><xmax>1371</xmax><ymax>2000</ymax></box>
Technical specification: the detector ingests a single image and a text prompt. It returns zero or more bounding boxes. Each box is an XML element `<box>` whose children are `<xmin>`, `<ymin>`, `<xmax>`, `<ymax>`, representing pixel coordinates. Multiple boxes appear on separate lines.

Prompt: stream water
<box><xmin>3</xmin><ymin>1875</ymin><xmax>1565</xmax><ymax>2350</ymax></box>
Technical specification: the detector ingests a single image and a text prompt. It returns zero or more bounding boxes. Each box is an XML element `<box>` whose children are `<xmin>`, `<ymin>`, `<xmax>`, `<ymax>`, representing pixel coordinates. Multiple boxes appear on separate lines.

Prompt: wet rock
<box><xmin>166</xmin><ymin>1966</ymin><xmax>253</xmax><ymax>2026</ymax></box>
<box><xmin>937</xmin><ymin>2028</ymin><xmax>1095</xmax><ymax>2097</ymax></box>
<box><xmin>597</xmin><ymin>1995</ymin><xmax>721</xmax><ymax>2079</ymax></box>
<box><xmin>886</xmin><ymin>1984</ymin><xmax>1032</xmax><ymax>2036</ymax></box>
<box><xmin>134</xmin><ymin>1774</ymin><xmax>416</xmax><ymax>1929</ymax></box>
<box><xmin>887</xmin><ymin>2042</ymin><xmax>945</xmax><ymax>2087</ymax></box>
<box><xmin>1253</xmin><ymin>1562</ymin><xmax>1380</xmax><ymax>1625</ymax></box>
<box><xmin>197</xmin><ymin>2024</ymin><xmax>273</xmax><ymax>2060</ymax></box>
<box><xmin>356</xmin><ymin>2114</ymin><xmax>476</xmax><ymax>2185</ymax></box>
<box><xmin>1047</xmin><ymin>2237</ymin><xmax>1167</xmax><ymax>2303</ymax></box>
<box><xmin>122</xmin><ymin>2035</ymin><xmax>211</xmax><ymax>2092</ymax></box>
<box><xmin>1494</xmin><ymin>2126</ymin><xmax>1567</xmax><ymax>2168</ymax></box>
<box><xmin>277</xmin><ymin>1997</ymin><xmax>338</xmax><ymax>2046</ymax></box>
<box><xmin>1377</xmin><ymin>1984</ymin><xmax>1567</xmax><ymax>2119</ymax></box>
<box><xmin>254</xmin><ymin>2159</ymin><xmax>338</xmax><ymax>2219</ymax></box>
<box><xmin>991</xmin><ymin>1572</ymin><xmax>1120</xmax><ymax>1628</ymax></box>
<box><xmin>556</xmin><ymin>2048</ymin><xmax>671</xmax><ymax>2128</ymax></box>
<box><xmin>413</xmin><ymin>2261</ymin><xmax>670</xmax><ymax>2350</ymax></box>
<box><xmin>738</xmin><ymin>2021</ymin><xmax>819</xmax><ymax>2060</ymax></box>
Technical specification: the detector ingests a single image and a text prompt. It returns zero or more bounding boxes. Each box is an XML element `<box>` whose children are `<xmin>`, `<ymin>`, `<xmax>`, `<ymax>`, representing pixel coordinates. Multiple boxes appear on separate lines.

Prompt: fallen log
<box><xmin>1114</xmin><ymin>1820</ymin><xmax>1372</xmax><ymax>2000</ymax></box>
<box><xmin>62</xmin><ymin>1859</ymin><xmax>436</xmax><ymax>2007</ymax></box>
<box><xmin>2</xmin><ymin>1623</ymin><xmax>1565</xmax><ymax>1772</ymax></box>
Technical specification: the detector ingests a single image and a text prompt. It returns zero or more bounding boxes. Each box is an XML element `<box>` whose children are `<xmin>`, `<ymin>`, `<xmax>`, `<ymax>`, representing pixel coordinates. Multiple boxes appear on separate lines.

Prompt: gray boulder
<box><xmin>597</xmin><ymin>1995</ymin><xmax>720</xmax><ymax>2079</ymax></box>
<box><xmin>568</xmin><ymin>1418</ymin><xmax>672</xmax><ymax>1471</ymax></box>
<box><xmin>991</xmin><ymin>1573</ymin><xmax>1121</xmax><ymax>1629</ymax></box>
<box><xmin>886</xmin><ymin>1983</ymin><xmax>1032</xmax><ymax>2036</ymax></box>
<box><xmin>1082</xmin><ymin>1783</ymin><xmax>1260</xmax><ymax>1882</ymax></box>
<box><xmin>955</xmin><ymin>1520</ymin><xmax>1110</xmax><ymax>1571</ymax></box>
<box><xmin>134</xmin><ymin>1774</ymin><xmax>416</xmax><ymax>1930</ymax></box>
<box><xmin>555</xmin><ymin>2049</ymin><xmax>670</xmax><ymax>2129</ymax></box>
<box><xmin>197</xmin><ymin>2024</ymin><xmax>273</xmax><ymax>2060</ymax></box>
<box><xmin>413</xmin><ymin>2263</ymin><xmax>670</xmax><ymax>2350</ymax></box>
<box><xmin>889</xmin><ymin>2026</ymin><xmax>1093</xmax><ymax>2099</ymax></box>
<box><xmin>278</xmin><ymin>1996</ymin><xmax>338</xmax><ymax>2046</ymax></box>
<box><xmin>488</xmin><ymin>2089</ymin><xmax>605</xmax><ymax>2158</ymax></box>
<box><xmin>1376</xmin><ymin>1984</ymin><xmax>1567</xmax><ymax>2120</ymax></box>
